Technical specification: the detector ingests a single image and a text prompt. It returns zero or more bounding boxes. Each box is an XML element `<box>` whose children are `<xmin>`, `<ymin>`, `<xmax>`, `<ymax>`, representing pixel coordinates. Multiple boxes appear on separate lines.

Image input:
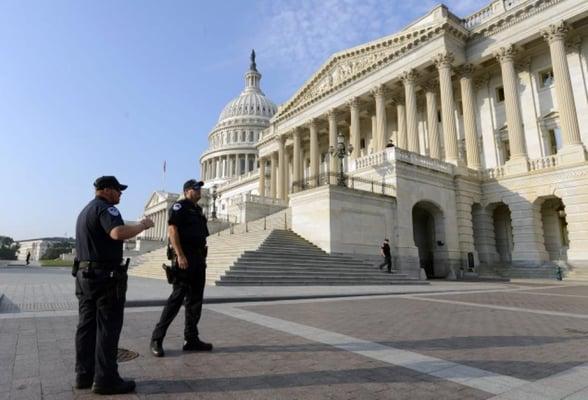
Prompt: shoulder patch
<box><xmin>172</xmin><ymin>203</ymin><xmax>182</xmax><ymax>211</ymax></box>
<box><xmin>107</xmin><ymin>207</ymin><xmax>120</xmax><ymax>217</ymax></box>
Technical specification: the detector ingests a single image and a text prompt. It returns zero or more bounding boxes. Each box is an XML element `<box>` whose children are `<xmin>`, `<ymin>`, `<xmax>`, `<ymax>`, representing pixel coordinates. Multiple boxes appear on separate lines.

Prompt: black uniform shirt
<box><xmin>168</xmin><ymin>199</ymin><xmax>209</xmax><ymax>255</ymax></box>
<box><xmin>75</xmin><ymin>196</ymin><xmax>125</xmax><ymax>262</ymax></box>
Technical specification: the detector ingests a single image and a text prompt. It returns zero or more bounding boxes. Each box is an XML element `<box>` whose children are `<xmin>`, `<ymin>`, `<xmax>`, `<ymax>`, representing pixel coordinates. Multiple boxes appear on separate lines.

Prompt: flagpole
<box><xmin>163</xmin><ymin>160</ymin><xmax>166</xmax><ymax>192</ymax></box>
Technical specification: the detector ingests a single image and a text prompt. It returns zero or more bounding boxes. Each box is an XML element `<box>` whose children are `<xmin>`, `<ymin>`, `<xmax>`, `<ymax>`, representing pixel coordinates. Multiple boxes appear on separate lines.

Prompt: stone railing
<box><xmin>483</xmin><ymin>166</ymin><xmax>506</xmax><ymax>179</ymax></box>
<box><xmin>528</xmin><ymin>155</ymin><xmax>558</xmax><ymax>172</ymax></box>
<box><xmin>231</xmin><ymin>193</ymin><xmax>288</xmax><ymax>207</ymax></box>
<box><xmin>224</xmin><ymin>170</ymin><xmax>260</xmax><ymax>186</ymax></box>
<box><xmin>351</xmin><ymin>147</ymin><xmax>454</xmax><ymax>175</ymax></box>
<box><xmin>462</xmin><ymin>0</ymin><xmax>529</xmax><ymax>29</ymax></box>
<box><xmin>392</xmin><ymin>148</ymin><xmax>454</xmax><ymax>174</ymax></box>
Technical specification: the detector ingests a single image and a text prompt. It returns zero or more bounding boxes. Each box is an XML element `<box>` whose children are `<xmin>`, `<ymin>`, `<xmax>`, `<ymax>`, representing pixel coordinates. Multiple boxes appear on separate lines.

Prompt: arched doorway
<box><xmin>492</xmin><ymin>203</ymin><xmax>513</xmax><ymax>264</ymax></box>
<box><xmin>538</xmin><ymin>196</ymin><xmax>569</xmax><ymax>261</ymax></box>
<box><xmin>412</xmin><ymin>201</ymin><xmax>445</xmax><ymax>279</ymax></box>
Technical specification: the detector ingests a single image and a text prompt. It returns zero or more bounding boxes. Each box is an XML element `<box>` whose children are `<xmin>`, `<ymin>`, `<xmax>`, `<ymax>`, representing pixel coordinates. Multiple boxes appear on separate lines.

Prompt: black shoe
<box><xmin>74</xmin><ymin>375</ymin><xmax>93</xmax><ymax>389</ymax></box>
<box><xmin>92</xmin><ymin>379</ymin><xmax>136</xmax><ymax>395</ymax></box>
<box><xmin>183</xmin><ymin>338</ymin><xmax>213</xmax><ymax>352</ymax></box>
<box><xmin>150</xmin><ymin>339</ymin><xmax>164</xmax><ymax>357</ymax></box>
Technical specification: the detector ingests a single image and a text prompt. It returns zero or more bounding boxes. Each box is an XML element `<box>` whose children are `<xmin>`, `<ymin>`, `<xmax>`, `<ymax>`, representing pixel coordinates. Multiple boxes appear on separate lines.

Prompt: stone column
<box><xmin>308</xmin><ymin>119</ymin><xmax>320</xmax><ymax>186</ymax></box>
<box><xmin>495</xmin><ymin>45</ymin><xmax>528</xmax><ymax>171</ymax></box>
<box><xmin>424</xmin><ymin>84</ymin><xmax>441</xmax><ymax>159</ymax></box>
<box><xmin>347</xmin><ymin>98</ymin><xmax>361</xmax><ymax>160</ymax></box>
<box><xmin>434</xmin><ymin>52</ymin><xmax>460</xmax><ymax>164</ymax></box>
<box><xmin>542</xmin><ymin>21</ymin><xmax>586</xmax><ymax>163</ymax></box>
<box><xmin>402</xmin><ymin>70</ymin><xmax>420</xmax><ymax>153</ymax></box>
<box><xmin>284</xmin><ymin>149</ymin><xmax>290</xmax><ymax>196</ymax></box>
<box><xmin>459</xmin><ymin>64</ymin><xmax>482</xmax><ymax>170</ymax></box>
<box><xmin>258</xmin><ymin>157</ymin><xmax>266</xmax><ymax>196</ymax></box>
<box><xmin>396</xmin><ymin>101</ymin><xmax>407</xmax><ymax>150</ymax></box>
<box><xmin>235</xmin><ymin>154</ymin><xmax>241</xmax><ymax>176</ymax></box>
<box><xmin>293</xmin><ymin>128</ymin><xmax>302</xmax><ymax>192</ymax></box>
<box><xmin>270</xmin><ymin>152</ymin><xmax>277</xmax><ymax>198</ymax></box>
<box><xmin>328</xmin><ymin>109</ymin><xmax>338</xmax><ymax>184</ymax></box>
<box><xmin>277</xmin><ymin>136</ymin><xmax>286</xmax><ymax>199</ymax></box>
<box><xmin>372</xmin><ymin>85</ymin><xmax>387</xmax><ymax>151</ymax></box>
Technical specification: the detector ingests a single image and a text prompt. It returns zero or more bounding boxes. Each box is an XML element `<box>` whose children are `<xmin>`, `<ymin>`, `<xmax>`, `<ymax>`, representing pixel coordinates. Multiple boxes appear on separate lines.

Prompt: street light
<box><xmin>329</xmin><ymin>132</ymin><xmax>353</xmax><ymax>187</ymax></box>
<box><xmin>211</xmin><ymin>184</ymin><xmax>221</xmax><ymax>220</ymax></box>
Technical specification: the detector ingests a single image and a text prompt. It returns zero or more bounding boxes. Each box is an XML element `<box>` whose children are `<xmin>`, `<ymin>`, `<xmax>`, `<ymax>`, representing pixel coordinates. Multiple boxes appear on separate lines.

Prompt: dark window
<box><xmin>540</xmin><ymin>69</ymin><xmax>555</xmax><ymax>88</ymax></box>
<box><xmin>360</xmin><ymin>138</ymin><xmax>366</xmax><ymax>149</ymax></box>
<box><xmin>496</xmin><ymin>86</ymin><xmax>505</xmax><ymax>103</ymax></box>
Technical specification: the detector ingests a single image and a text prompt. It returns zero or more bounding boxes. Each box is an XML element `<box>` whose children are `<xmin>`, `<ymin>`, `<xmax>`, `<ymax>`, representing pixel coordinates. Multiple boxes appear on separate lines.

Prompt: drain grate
<box><xmin>117</xmin><ymin>348</ymin><xmax>139</xmax><ymax>362</ymax></box>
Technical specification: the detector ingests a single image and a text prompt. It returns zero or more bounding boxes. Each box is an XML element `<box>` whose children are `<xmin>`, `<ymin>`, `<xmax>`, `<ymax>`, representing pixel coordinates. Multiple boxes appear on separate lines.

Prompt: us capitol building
<box><xmin>142</xmin><ymin>0</ymin><xmax>588</xmax><ymax>280</ymax></box>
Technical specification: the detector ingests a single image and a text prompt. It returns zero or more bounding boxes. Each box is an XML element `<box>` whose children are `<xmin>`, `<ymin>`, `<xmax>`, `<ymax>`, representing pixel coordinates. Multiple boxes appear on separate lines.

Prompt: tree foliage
<box><xmin>0</xmin><ymin>236</ymin><xmax>20</xmax><ymax>260</ymax></box>
<box><xmin>41</xmin><ymin>240</ymin><xmax>75</xmax><ymax>260</ymax></box>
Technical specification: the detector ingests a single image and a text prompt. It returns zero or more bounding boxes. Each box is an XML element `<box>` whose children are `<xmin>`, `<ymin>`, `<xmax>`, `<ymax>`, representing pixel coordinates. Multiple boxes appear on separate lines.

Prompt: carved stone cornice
<box><xmin>494</xmin><ymin>45</ymin><xmax>517</xmax><ymax>64</ymax></box>
<box><xmin>400</xmin><ymin>69</ymin><xmax>419</xmax><ymax>84</ymax></box>
<box><xmin>457</xmin><ymin>63</ymin><xmax>475</xmax><ymax>79</ymax></box>
<box><xmin>433</xmin><ymin>52</ymin><xmax>455</xmax><ymax>69</ymax></box>
<box><xmin>346</xmin><ymin>97</ymin><xmax>360</xmax><ymax>109</ymax></box>
<box><xmin>541</xmin><ymin>20</ymin><xmax>569</xmax><ymax>45</ymax></box>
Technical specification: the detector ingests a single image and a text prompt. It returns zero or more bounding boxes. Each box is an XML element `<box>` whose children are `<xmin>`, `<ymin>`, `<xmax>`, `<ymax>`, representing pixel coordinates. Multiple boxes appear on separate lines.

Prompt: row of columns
<box><xmin>142</xmin><ymin>209</ymin><xmax>167</xmax><ymax>241</ymax></box>
<box><xmin>202</xmin><ymin>154</ymin><xmax>258</xmax><ymax>181</ymax></box>
<box><xmin>257</xmin><ymin>21</ymin><xmax>583</xmax><ymax>200</ymax></box>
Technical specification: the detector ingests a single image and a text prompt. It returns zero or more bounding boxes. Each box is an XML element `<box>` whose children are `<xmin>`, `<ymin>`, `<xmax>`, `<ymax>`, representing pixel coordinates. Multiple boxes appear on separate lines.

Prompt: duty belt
<box><xmin>79</xmin><ymin>260</ymin><xmax>123</xmax><ymax>270</ymax></box>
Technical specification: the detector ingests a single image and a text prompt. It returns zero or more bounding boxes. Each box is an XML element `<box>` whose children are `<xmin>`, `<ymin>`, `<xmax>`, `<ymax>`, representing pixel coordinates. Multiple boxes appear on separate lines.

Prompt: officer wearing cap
<box><xmin>150</xmin><ymin>179</ymin><xmax>212</xmax><ymax>357</ymax></box>
<box><xmin>74</xmin><ymin>176</ymin><xmax>154</xmax><ymax>395</ymax></box>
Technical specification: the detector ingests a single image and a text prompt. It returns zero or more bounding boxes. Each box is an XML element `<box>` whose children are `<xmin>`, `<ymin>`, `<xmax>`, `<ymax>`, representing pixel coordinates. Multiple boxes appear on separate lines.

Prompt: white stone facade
<box><xmin>211</xmin><ymin>0</ymin><xmax>588</xmax><ymax>278</ymax></box>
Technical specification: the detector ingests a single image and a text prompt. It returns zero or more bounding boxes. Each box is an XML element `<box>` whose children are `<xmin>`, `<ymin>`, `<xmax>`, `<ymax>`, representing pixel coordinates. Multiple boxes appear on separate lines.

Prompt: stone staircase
<box><xmin>129</xmin><ymin>209</ymin><xmax>291</xmax><ymax>284</ymax></box>
<box><xmin>478</xmin><ymin>263</ymin><xmax>558</xmax><ymax>279</ymax></box>
<box><xmin>216</xmin><ymin>229</ymin><xmax>419</xmax><ymax>286</ymax></box>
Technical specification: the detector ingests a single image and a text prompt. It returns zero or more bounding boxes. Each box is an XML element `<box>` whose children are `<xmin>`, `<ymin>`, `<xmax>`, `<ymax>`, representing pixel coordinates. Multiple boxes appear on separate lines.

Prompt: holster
<box><xmin>162</xmin><ymin>263</ymin><xmax>174</xmax><ymax>284</ymax></box>
<box><xmin>71</xmin><ymin>259</ymin><xmax>80</xmax><ymax>277</ymax></box>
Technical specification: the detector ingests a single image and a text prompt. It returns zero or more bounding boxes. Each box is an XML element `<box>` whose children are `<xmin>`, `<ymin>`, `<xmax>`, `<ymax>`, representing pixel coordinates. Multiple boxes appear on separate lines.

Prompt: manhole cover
<box><xmin>117</xmin><ymin>348</ymin><xmax>139</xmax><ymax>362</ymax></box>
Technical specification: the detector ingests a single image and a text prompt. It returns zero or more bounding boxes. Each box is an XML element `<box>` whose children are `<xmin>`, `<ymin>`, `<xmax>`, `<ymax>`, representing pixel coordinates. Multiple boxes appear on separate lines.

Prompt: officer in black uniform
<box><xmin>74</xmin><ymin>176</ymin><xmax>154</xmax><ymax>395</ymax></box>
<box><xmin>150</xmin><ymin>179</ymin><xmax>212</xmax><ymax>357</ymax></box>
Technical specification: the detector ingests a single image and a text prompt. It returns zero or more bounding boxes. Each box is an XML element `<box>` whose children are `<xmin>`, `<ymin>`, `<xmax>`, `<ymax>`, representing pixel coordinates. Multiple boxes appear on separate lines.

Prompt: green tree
<box><xmin>41</xmin><ymin>240</ymin><xmax>75</xmax><ymax>260</ymax></box>
<box><xmin>0</xmin><ymin>236</ymin><xmax>20</xmax><ymax>260</ymax></box>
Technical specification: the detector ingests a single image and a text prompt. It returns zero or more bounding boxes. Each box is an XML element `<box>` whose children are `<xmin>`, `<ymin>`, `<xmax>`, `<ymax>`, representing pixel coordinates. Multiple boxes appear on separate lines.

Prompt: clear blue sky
<box><xmin>0</xmin><ymin>0</ymin><xmax>487</xmax><ymax>240</ymax></box>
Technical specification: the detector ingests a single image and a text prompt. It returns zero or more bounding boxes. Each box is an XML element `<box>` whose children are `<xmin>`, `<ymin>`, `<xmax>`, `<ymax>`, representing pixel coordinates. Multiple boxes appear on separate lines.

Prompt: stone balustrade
<box><xmin>528</xmin><ymin>155</ymin><xmax>558</xmax><ymax>171</ymax></box>
<box><xmin>463</xmin><ymin>0</ymin><xmax>527</xmax><ymax>29</ymax></box>
<box><xmin>392</xmin><ymin>148</ymin><xmax>454</xmax><ymax>174</ymax></box>
<box><xmin>483</xmin><ymin>167</ymin><xmax>506</xmax><ymax>179</ymax></box>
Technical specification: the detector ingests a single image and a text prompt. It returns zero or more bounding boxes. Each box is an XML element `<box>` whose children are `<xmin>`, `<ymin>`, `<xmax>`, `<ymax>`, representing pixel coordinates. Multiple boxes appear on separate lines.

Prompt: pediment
<box><xmin>145</xmin><ymin>192</ymin><xmax>164</xmax><ymax>209</ymax></box>
<box><xmin>275</xmin><ymin>10</ymin><xmax>467</xmax><ymax>120</ymax></box>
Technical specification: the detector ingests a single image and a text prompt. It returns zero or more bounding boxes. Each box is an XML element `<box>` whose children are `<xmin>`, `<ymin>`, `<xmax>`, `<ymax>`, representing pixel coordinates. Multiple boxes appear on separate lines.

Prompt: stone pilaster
<box><xmin>401</xmin><ymin>69</ymin><xmax>420</xmax><ymax>153</ymax></box>
<box><xmin>293</xmin><ymin>128</ymin><xmax>302</xmax><ymax>192</ymax></box>
<box><xmin>371</xmin><ymin>85</ymin><xmax>387</xmax><ymax>152</ymax></box>
<box><xmin>424</xmin><ymin>84</ymin><xmax>441</xmax><ymax>160</ymax></box>
<box><xmin>328</xmin><ymin>109</ymin><xmax>338</xmax><ymax>185</ymax></box>
<box><xmin>258</xmin><ymin>157</ymin><xmax>266</xmax><ymax>196</ymax></box>
<box><xmin>433</xmin><ymin>52</ymin><xmax>460</xmax><ymax>165</ymax></box>
<box><xmin>509</xmin><ymin>199</ymin><xmax>549</xmax><ymax>266</ymax></box>
<box><xmin>458</xmin><ymin>64</ymin><xmax>482</xmax><ymax>170</ymax></box>
<box><xmin>495</xmin><ymin>45</ymin><xmax>528</xmax><ymax>173</ymax></box>
<box><xmin>542</xmin><ymin>21</ymin><xmax>586</xmax><ymax>164</ymax></box>
<box><xmin>347</xmin><ymin>98</ymin><xmax>361</xmax><ymax>160</ymax></box>
<box><xmin>270</xmin><ymin>152</ymin><xmax>277</xmax><ymax>198</ymax></box>
<box><xmin>277</xmin><ymin>136</ymin><xmax>286</xmax><ymax>199</ymax></box>
<box><xmin>308</xmin><ymin>119</ymin><xmax>320</xmax><ymax>185</ymax></box>
<box><xmin>396</xmin><ymin>101</ymin><xmax>407</xmax><ymax>150</ymax></box>
<box><xmin>284</xmin><ymin>148</ymin><xmax>290</xmax><ymax>196</ymax></box>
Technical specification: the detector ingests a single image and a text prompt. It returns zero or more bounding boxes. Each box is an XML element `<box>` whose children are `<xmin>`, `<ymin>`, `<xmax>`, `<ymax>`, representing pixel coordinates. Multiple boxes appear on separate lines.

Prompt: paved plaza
<box><xmin>1</xmin><ymin>267</ymin><xmax>588</xmax><ymax>399</ymax></box>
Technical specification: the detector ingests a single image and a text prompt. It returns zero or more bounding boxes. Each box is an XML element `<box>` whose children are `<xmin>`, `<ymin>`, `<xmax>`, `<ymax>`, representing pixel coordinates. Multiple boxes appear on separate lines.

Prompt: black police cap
<box><xmin>94</xmin><ymin>176</ymin><xmax>128</xmax><ymax>191</ymax></box>
<box><xmin>183</xmin><ymin>179</ymin><xmax>204</xmax><ymax>191</ymax></box>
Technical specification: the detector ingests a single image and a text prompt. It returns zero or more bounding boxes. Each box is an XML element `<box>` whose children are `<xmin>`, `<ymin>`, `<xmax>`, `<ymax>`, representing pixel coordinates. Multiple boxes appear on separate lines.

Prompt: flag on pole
<box><xmin>163</xmin><ymin>160</ymin><xmax>166</xmax><ymax>173</ymax></box>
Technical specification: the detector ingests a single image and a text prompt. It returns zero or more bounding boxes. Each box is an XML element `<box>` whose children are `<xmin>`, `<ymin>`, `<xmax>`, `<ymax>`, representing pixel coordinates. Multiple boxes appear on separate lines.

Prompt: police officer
<box><xmin>74</xmin><ymin>176</ymin><xmax>154</xmax><ymax>395</ymax></box>
<box><xmin>150</xmin><ymin>179</ymin><xmax>212</xmax><ymax>357</ymax></box>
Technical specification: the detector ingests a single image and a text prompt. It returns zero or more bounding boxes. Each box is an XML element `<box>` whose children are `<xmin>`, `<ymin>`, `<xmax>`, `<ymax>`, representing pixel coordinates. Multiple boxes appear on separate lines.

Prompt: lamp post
<box><xmin>329</xmin><ymin>132</ymin><xmax>353</xmax><ymax>187</ymax></box>
<box><xmin>211</xmin><ymin>184</ymin><xmax>221</xmax><ymax>220</ymax></box>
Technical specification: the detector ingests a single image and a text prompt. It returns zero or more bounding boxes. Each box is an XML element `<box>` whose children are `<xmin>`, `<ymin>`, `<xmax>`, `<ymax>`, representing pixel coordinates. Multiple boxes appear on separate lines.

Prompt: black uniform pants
<box><xmin>379</xmin><ymin>256</ymin><xmax>392</xmax><ymax>272</ymax></box>
<box><xmin>152</xmin><ymin>262</ymin><xmax>206</xmax><ymax>342</ymax></box>
<box><xmin>75</xmin><ymin>269</ymin><xmax>127</xmax><ymax>385</ymax></box>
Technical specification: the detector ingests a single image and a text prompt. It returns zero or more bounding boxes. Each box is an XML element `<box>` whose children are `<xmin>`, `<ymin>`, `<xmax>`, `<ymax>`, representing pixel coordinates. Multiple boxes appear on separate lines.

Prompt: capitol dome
<box><xmin>200</xmin><ymin>50</ymin><xmax>277</xmax><ymax>187</ymax></box>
